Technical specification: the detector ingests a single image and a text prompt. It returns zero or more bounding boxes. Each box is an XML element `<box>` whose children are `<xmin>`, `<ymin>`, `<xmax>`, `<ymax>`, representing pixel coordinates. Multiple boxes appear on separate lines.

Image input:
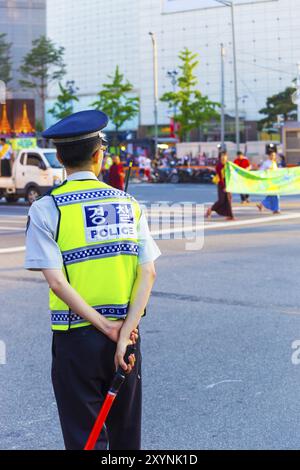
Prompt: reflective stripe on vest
<box><xmin>49</xmin><ymin>179</ymin><xmax>141</xmax><ymax>331</ymax></box>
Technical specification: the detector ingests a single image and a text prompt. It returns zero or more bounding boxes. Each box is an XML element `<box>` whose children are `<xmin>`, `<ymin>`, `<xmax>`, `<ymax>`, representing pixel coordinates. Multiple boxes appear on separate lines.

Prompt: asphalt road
<box><xmin>1</xmin><ymin>183</ymin><xmax>300</xmax><ymax>450</ymax></box>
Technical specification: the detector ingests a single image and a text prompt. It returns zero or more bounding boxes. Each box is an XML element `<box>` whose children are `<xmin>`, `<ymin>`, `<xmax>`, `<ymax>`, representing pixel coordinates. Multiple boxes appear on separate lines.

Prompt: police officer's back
<box><xmin>25</xmin><ymin>110</ymin><xmax>161</xmax><ymax>450</ymax></box>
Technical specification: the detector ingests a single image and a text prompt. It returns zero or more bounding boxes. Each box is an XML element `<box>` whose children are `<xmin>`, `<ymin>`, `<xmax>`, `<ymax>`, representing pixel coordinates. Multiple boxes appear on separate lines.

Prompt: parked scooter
<box><xmin>156</xmin><ymin>160</ymin><xmax>179</xmax><ymax>183</ymax></box>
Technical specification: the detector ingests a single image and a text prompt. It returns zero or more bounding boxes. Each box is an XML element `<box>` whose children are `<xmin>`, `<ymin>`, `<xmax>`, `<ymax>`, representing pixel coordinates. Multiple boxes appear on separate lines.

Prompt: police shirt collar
<box><xmin>67</xmin><ymin>171</ymin><xmax>99</xmax><ymax>181</ymax></box>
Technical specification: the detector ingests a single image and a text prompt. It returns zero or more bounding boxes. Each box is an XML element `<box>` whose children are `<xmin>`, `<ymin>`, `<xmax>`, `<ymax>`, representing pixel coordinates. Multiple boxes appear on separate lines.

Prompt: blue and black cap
<box><xmin>42</xmin><ymin>110</ymin><xmax>109</xmax><ymax>145</ymax></box>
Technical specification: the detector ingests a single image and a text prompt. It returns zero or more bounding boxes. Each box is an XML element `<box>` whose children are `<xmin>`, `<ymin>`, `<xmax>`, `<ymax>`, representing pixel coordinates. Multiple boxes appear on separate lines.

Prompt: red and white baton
<box><xmin>84</xmin><ymin>344</ymin><xmax>135</xmax><ymax>451</ymax></box>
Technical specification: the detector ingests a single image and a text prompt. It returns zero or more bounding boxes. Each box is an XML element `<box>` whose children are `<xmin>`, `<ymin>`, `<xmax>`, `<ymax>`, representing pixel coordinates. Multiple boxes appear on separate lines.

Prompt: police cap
<box><xmin>42</xmin><ymin>110</ymin><xmax>109</xmax><ymax>145</ymax></box>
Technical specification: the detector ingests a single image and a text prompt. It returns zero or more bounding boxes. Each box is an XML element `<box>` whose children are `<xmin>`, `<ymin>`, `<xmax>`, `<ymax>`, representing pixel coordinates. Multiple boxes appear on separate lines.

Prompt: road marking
<box><xmin>155</xmin><ymin>201</ymin><xmax>172</xmax><ymax>204</ymax></box>
<box><xmin>0</xmin><ymin>226</ymin><xmax>24</xmax><ymax>231</ymax></box>
<box><xmin>0</xmin><ymin>216</ymin><xmax>26</xmax><ymax>219</ymax></box>
<box><xmin>280</xmin><ymin>308</ymin><xmax>300</xmax><ymax>316</ymax></box>
<box><xmin>0</xmin><ymin>216</ymin><xmax>26</xmax><ymax>231</ymax></box>
<box><xmin>205</xmin><ymin>212</ymin><xmax>300</xmax><ymax>230</ymax></box>
<box><xmin>0</xmin><ymin>204</ymin><xmax>27</xmax><ymax>209</ymax></box>
<box><xmin>206</xmin><ymin>380</ymin><xmax>243</xmax><ymax>389</ymax></box>
<box><xmin>0</xmin><ymin>219</ymin><xmax>26</xmax><ymax>224</ymax></box>
<box><xmin>0</xmin><ymin>246</ymin><xmax>25</xmax><ymax>254</ymax></box>
<box><xmin>1</xmin><ymin>209</ymin><xmax>300</xmax><ymax>254</ymax></box>
<box><xmin>151</xmin><ymin>212</ymin><xmax>300</xmax><ymax>236</ymax></box>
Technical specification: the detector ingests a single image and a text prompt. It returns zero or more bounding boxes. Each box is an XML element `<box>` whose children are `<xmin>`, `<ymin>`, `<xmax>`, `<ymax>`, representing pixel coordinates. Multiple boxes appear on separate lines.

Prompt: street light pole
<box><xmin>230</xmin><ymin>1</ymin><xmax>240</xmax><ymax>151</ymax></box>
<box><xmin>220</xmin><ymin>44</ymin><xmax>226</xmax><ymax>149</ymax></box>
<box><xmin>214</xmin><ymin>0</ymin><xmax>240</xmax><ymax>151</ymax></box>
<box><xmin>149</xmin><ymin>32</ymin><xmax>159</xmax><ymax>159</ymax></box>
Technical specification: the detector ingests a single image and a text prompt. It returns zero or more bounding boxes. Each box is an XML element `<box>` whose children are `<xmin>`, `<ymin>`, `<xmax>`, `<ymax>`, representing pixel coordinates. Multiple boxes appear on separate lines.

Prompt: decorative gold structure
<box><xmin>15</xmin><ymin>103</ymin><xmax>35</xmax><ymax>134</ymax></box>
<box><xmin>0</xmin><ymin>103</ymin><xmax>12</xmax><ymax>135</ymax></box>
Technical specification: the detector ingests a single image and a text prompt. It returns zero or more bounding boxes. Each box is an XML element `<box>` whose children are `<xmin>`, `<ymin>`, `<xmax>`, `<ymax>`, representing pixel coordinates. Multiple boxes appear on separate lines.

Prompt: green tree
<box><xmin>0</xmin><ymin>33</ymin><xmax>12</xmax><ymax>85</ymax></box>
<box><xmin>48</xmin><ymin>81</ymin><xmax>79</xmax><ymax>120</ymax></box>
<box><xmin>19</xmin><ymin>36</ymin><xmax>66</xmax><ymax>125</ymax></box>
<box><xmin>160</xmin><ymin>48</ymin><xmax>220</xmax><ymax>141</ymax></box>
<box><xmin>35</xmin><ymin>119</ymin><xmax>44</xmax><ymax>134</ymax></box>
<box><xmin>92</xmin><ymin>66</ymin><xmax>139</xmax><ymax>147</ymax></box>
<box><xmin>258</xmin><ymin>86</ymin><xmax>297</xmax><ymax>130</ymax></box>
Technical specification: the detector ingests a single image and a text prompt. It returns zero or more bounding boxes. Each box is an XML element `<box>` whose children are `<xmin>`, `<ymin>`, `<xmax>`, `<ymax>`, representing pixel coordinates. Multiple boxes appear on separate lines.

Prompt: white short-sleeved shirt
<box><xmin>260</xmin><ymin>160</ymin><xmax>278</xmax><ymax>171</ymax></box>
<box><xmin>24</xmin><ymin>171</ymin><xmax>161</xmax><ymax>271</ymax></box>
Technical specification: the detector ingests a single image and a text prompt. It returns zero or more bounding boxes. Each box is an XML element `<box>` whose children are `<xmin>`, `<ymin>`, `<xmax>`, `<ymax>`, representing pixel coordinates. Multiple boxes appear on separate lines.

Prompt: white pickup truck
<box><xmin>0</xmin><ymin>148</ymin><xmax>66</xmax><ymax>204</ymax></box>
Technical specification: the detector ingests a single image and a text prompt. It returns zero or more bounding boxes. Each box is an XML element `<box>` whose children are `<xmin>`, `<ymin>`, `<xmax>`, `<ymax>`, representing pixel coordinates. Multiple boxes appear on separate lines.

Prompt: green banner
<box><xmin>10</xmin><ymin>137</ymin><xmax>37</xmax><ymax>151</ymax></box>
<box><xmin>225</xmin><ymin>162</ymin><xmax>300</xmax><ymax>196</ymax></box>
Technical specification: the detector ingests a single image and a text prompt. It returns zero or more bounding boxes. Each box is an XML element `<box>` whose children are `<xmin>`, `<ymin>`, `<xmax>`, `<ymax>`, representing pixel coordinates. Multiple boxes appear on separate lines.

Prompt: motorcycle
<box><xmin>156</xmin><ymin>161</ymin><xmax>179</xmax><ymax>183</ymax></box>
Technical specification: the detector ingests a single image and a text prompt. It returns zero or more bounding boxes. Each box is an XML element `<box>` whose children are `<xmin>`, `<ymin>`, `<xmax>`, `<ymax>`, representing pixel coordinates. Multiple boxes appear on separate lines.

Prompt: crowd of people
<box><xmin>102</xmin><ymin>153</ymin><xmax>153</xmax><ymax>187</ymax></box>
<box><xmin>102</xmin><ymin>152</ymin><xmax>171</xmax><ymax>186</ymax></box>
<box><xmin>0</xmin><ymin>141</ymin><xmax>286</xmax><ymax>213</ymax></box>
<box><xmin>101</xmin><ymin>149</ymin><xmax>218</xmax><ymax>188</ymax></box>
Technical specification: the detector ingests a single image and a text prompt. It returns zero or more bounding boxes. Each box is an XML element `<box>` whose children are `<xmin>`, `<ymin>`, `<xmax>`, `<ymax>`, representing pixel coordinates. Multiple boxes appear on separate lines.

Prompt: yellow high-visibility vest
<box><xmin>104</xmin><ymin>156</ymin><xmax>113</xmax><ymax>170</ymax></box>
<box><xmin>0</xmin><ymin>144</ymin><xmax>11</xmax><ymax>159</ymax></box>
<box><xmin>49</xmin><ymin>179</ymin><xmax>141</xmax><ymax>331</ymax></box>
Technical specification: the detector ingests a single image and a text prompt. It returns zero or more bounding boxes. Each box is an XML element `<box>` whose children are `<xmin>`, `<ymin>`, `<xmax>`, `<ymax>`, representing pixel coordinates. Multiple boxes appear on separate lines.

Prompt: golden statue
<box><xmin>0</xmin><ymin>103</ymin><xmax>12</xmax><ymax>135</ymax></box>
<box><xmin>16</xmin><ymin>103</ymin><xmax>35</xmax><ymax>134</ymax></box>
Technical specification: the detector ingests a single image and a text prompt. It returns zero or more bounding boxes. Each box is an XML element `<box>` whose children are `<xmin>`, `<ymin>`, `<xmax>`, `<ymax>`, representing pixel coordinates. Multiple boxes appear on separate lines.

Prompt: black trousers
<box><xmin>0</xmin><ymin>159</ymin><xmax>11</xmax><ymax>177</ymax></box>
<box><xmin>51</xmin><ymin>326</ymin><xmax>142</xmax><ymax>450</ymax></box>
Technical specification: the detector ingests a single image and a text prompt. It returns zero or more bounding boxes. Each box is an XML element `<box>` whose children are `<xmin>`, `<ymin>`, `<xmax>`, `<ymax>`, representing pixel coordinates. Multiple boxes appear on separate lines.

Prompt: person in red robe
<box><xmin>109</xmin><ymin>155</ymin><xmax>125</xmax><ymax>191</ymax></box>
<box><xmin>206</xmin><ymin>152</ymin><xmax>235</xmax><ymax>221</ymax></box>
<box><xmin>234</xmin><ymin>151</ymin><xmax>251</xmax><ymax>203</ymax></box>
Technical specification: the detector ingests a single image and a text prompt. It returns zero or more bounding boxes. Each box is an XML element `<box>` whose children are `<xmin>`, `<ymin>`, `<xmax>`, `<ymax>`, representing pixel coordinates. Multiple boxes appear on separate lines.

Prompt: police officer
<box><xmin>102</xmin><ymin>152</ymin><xmax>113</xmax><ymax>184</ymax></box>
<box><xmin>0</xmin><ymin>138</ymin><xmax>13</xmax><ymax>176</ymax></box>
<box><xmin>24</xmin><ymin>110</ymin><xmax>161</xmax><ymax>450</ymax></box>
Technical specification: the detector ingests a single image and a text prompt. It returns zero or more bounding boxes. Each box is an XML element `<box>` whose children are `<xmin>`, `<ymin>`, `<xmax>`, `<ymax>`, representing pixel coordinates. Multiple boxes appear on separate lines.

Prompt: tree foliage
<box><xmin>0</xmin><ymin>33</ymin><xmax>12</xmax><ymax>85</ymax></box>
<box><xmin>160</xmin><ymin>48</ymin><xmax>220</xmax><ymax>141</ymax></box>
<box><xmin>258</xmin><ymin>86</ymin><xmax>297</xmax><ymax>130</ymax></box>
<box><xmin>19</xmin><ymin>36</ymin><xmax>66</xmax><ymax>122</ymax></box>
<box><xmin>92</xmin><ymin>66</ymin><xmax>139</xmax><ymax>136</ymax></box>
<box><xmin>48</xmin><ymin>81</ymin><xmax>79</xmax><ymax>120</ymax></box>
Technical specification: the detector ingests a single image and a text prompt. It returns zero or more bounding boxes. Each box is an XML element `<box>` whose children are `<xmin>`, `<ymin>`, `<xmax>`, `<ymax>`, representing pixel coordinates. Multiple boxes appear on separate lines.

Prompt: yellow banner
<box><xmin>225</xmin><ymin>162</ymin><xmax>300</xmax><ymax>196</ymax></box>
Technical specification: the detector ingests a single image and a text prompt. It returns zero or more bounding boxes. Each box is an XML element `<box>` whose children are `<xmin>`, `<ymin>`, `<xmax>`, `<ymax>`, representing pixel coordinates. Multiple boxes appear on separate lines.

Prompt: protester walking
<box><xmin>143</xmin><ymin>157</ymin><xmax>152</xmax><ymax>182</ymax></box>
<box><xmin>257</xmin><ymin>151</ymin><xmax>280</xmax><ymax>214</ymax></box>
<box><xmin>109</xmin><ymin>155</ymin><xmax>125</xmax><ymax>190</ymax></box>
<box><xmin>206</xmin><ymin>151</ymin><xmax>235</xmax><ymax>221</ymax></box>
<box><xmin>234</xmin><ymin>151</ymin><xmax>251</xmax><ymax>203</ymax></box>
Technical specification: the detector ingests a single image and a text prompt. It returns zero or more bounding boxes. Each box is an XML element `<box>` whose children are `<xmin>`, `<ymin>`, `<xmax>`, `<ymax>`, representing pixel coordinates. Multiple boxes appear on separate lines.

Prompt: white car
<box><xmin>0</xmin><ymin>148</ymin><xmax>66</xmax><ymax>204</ymax></box>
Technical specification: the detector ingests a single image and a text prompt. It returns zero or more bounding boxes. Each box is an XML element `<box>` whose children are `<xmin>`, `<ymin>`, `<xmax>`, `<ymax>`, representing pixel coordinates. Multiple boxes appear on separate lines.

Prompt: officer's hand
<box><xmin>130</xmin><ymin>329</ymin><xmax>139</xmax><ymax>344</ymax></box>
<box><xmin>105</xmin><ymin>319</ymin><xmax>124</xmax><ymax>343</ymax></box>
<box><xmin>105</xmin><ymin>319</ymin><xmax>139</xmax><ymax>344</ymax></box>
<box><xmin>114</xmin><ymin>340</ymin><xmax>136</xmax><ymax>374</ymax></box>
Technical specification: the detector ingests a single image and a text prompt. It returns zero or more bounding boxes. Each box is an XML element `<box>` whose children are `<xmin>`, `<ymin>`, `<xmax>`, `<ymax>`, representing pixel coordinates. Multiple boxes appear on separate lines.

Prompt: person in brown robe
<box><xmin>206</xmin><ymin>151</ymin><xmax>235</xmax><ymax>221</ymax></box>
<box><xmin>109</xmin><ymin>155</ymin><xmax>125</xmax><ymax>191</ymax></box>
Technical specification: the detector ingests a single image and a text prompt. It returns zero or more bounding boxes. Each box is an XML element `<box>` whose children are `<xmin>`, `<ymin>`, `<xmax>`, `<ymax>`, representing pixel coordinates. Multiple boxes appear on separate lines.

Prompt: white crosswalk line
<box><xmin>0</xmin><ymin>215</ymin><xmax>27</xmax><ymax>253</ymax></box>
<box><xmin>0</xmin><ymin>246</ymin><xmax>25</xmax><ymax>254</ymax></box>
<box><xmin>0</xmin><ymin>226</ymin><xmax>25</xmax><ymax>231</ymax></box>
<box><xmin>0</xmin><ymin>215</ymin><xmax>26</xmax><ymax>233</ymax></box>
<box><xmin>150</xmin><ymin>212</ymin><xmax>300</xmax><ymax>236</ymax></box>
<box><xmin>0</xmin><ymin>219</ymin><xmax>26</xmax><ymax>224</ymax></box>
<box><xmin>1</xmin><ymin>203</ymin><xmax>299</xmax><ymax>254</ymax></box>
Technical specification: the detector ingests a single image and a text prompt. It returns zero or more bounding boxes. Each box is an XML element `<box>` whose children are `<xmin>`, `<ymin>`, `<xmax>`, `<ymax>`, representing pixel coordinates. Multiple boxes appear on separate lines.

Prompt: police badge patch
<box><xmin>82</xmin><ymin>202</ymin><xmax>137</xmax><ymax>243</ymax></box>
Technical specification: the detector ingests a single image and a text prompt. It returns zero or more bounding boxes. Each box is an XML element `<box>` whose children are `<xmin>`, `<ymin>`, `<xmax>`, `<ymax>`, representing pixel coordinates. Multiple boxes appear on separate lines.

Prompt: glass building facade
<box><xmin>0</xmin><ymin>0</ymin><xmax>46</xmax><ymax>99</ymax></box>
<box><xmin>46</xmin><ymin>0</ymin><xmax>300</xmax><ymax>128</ymax></box>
